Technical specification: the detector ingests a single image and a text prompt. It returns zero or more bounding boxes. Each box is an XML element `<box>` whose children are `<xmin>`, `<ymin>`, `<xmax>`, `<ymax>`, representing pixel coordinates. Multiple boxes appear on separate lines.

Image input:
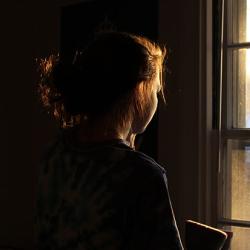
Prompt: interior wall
<box><xmin>1</xmin><ymin>1</ymin><xmax>59</xmax><ymax>248</ymax></box>
<box><xmin>158</xmin><ymin>0</ymin><xmax>201</xmax><ymax>240</ymax></box>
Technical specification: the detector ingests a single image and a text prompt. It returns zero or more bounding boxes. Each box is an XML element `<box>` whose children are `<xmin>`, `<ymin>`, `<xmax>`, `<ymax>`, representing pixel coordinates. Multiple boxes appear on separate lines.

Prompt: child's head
<box><xmin>38</xmin><ymin>31</ymin><xmax>166</xmax><ymax>134</ymax></box>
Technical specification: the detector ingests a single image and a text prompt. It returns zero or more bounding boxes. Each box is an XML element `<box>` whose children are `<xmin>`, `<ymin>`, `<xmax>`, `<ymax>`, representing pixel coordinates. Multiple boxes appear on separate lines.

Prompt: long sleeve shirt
<box><xmin>35</xmin><ymin>130</ymin><xmax>184</xmax><ymax>250</ymax></box>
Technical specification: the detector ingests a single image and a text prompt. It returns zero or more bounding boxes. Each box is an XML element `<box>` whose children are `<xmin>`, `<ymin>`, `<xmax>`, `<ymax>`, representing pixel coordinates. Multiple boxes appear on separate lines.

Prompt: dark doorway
<box><xmin>60</xmin><ymin>0</ymin><xmax>159</xmax><ymax>159</ymax></box>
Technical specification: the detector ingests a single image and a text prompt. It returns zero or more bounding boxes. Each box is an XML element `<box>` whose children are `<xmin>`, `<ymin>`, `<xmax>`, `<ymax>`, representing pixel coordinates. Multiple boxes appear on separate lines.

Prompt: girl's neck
<box><xmin>72</xmin><ymin>120</ymin><xmax>136</xmax><ymax>149</ymax></box>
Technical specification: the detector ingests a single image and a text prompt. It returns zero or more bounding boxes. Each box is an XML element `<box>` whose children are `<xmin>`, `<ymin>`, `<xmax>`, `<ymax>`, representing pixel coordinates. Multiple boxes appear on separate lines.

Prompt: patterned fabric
<box><xmin>35</xmin><ymin>129</ymin><xmax>183</xmax><ymax>250</ymax></box>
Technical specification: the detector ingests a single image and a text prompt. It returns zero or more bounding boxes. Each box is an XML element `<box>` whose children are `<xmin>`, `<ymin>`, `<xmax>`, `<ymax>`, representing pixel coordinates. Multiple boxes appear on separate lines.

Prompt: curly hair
<box><xmin>37</xmin><ymin>31</ymin><xmax>166</xmax><ymax>130</ymax></box>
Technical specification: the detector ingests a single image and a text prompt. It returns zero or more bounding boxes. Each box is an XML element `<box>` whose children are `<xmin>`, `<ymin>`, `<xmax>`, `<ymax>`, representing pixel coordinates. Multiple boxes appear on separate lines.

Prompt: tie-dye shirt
<box><xmin>35</xmin><ymin>129</ymin><xmax>183</xmax><ymax>250</ymax></box>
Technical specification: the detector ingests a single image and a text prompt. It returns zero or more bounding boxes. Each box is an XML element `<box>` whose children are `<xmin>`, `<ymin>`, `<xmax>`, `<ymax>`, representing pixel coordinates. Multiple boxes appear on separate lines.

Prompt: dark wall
<box><xmin>159</xmin><ymin>0</ymin><xmax>201</xmax><ymax>238</ymax></box>
<box><xmin>1</xmin><ymin>1</ymin><xmax>60</xmax><ymax>248</ymax></box>
<box><xmin>1</xmin><ymin>2</ymin><xmax>35</xmax><ymax>247</ymax></box>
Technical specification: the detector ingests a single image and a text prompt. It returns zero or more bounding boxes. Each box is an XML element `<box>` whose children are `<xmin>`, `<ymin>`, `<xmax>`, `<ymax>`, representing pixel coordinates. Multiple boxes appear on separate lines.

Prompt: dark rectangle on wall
<box><xmin>60</xmin><ymin>0</ymin><xmax>159</xmax><ymax>159</ymax></box>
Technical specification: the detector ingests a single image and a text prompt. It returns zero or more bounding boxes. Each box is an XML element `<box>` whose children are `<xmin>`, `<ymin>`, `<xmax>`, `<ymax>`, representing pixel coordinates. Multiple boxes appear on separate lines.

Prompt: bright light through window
<box><xmin>220</xmin><ymin>0</ymin><xmax>250</xmax><ymax>249</ymax></box>
<box><xmin>232</xmin><ymin>0</ymin><xmax>250</xmax><ymax>128</ymax></box>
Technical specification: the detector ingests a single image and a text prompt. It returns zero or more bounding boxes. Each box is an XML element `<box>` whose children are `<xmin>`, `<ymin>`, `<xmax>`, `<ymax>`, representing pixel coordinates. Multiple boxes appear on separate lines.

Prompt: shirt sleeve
<box><xmin>127</xmin><ymin>167</ymin><xmax>184</xmax><ymax>250</ymax></box>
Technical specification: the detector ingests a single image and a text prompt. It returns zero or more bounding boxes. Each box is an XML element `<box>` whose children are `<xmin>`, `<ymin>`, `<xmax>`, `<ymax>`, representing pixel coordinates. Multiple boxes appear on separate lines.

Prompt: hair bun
<box><xmin>52</xmin><ymin>62</ymin><xmax>78</xmax><ymax>93</ymax></box>
<box><xmin>52</xmin><ymin>62</ymin><xmax>85</xmax><ymax>115</ymax></box>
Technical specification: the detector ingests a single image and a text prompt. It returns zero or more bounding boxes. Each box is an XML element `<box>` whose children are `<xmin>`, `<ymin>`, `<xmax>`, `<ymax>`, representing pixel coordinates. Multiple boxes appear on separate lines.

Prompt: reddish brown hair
<box><xmin>38</xmin><ymin>31</ymin><xmax>166</xmax><ymax>130</ymax></box>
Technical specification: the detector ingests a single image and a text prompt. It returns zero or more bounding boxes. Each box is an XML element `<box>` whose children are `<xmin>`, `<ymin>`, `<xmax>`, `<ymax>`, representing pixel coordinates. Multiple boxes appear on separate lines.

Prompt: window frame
<box><xmin>217</xmin><ymin>0</ymin><xmax>250</xmax><ymax>233</ymax></box>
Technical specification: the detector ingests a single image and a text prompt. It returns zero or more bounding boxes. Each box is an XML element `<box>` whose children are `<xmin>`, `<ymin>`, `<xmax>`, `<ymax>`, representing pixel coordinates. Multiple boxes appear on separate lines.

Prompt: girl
<box><xmin>35</xmin><ymin>31</ymin><xmax>183</xmax><ymax>250</ymax></box>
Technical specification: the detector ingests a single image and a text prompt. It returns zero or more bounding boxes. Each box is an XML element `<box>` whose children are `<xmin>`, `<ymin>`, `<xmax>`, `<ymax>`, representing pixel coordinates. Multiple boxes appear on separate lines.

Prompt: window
<box><xmin>218</xmin><ymin>0</ymin><xmax>250</xmax><ymax>249</ymax></box>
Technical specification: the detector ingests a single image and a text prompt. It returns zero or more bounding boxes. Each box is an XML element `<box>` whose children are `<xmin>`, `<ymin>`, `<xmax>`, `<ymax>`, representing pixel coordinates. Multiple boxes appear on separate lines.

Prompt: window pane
<box><xmin>228</xmin><ymin>48</ymin><xmax>250</xmax><ymax>128</ymax></box>
<box><xmin>228</xmin><ymin>0</ymin><xmax>250</xmax><ymax>43</ymax></box>
<box><xmin>221</xmin><ymin>139</ymin><xmax>250</xmax><ymax>221</ymax></box>
<box><xmin>220</xmin><ymin>225</ymin><xmax>250</xmax><ymax>250</ymax></box>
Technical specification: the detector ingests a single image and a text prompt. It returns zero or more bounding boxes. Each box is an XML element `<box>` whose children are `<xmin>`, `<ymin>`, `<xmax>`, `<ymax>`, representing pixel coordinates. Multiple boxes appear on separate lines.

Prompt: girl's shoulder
<box><xmin>110</xmin><ymin>142</ymin><xmax>167</xmax><ymax>181</ymax></box>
